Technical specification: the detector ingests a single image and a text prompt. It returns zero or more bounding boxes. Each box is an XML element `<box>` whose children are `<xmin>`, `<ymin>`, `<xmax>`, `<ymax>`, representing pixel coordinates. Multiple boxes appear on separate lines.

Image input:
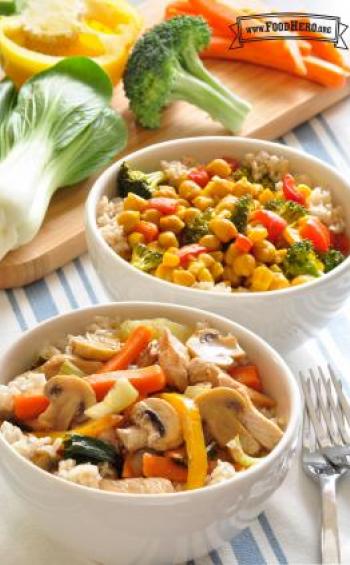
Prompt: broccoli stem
<box><xmin>181</xmin><ymin>46</ymin><xmax>251</xmax><ymax>115</ymax></box>
<box><xmin>170</xmin><ymin>67</ymin><xmax>248</xmax><ymax>133</ymax></box>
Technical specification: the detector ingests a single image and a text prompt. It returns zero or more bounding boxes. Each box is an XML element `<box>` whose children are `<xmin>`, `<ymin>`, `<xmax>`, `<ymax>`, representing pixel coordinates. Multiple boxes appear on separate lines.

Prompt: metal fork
<box><xmin>300</xmin><ymin>364</ymin><xmax>350</xmax><ymax>565</ymax></box>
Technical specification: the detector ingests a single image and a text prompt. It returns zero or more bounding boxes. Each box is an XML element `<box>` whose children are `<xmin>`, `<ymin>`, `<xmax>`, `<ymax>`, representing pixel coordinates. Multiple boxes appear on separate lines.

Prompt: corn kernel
<box><xmin>232</xmin><ymin>254</ymin><xmax>256</xmax><ymax>277</ymax></box>
<box><xmin>215</xmin><ymin>195</ymin><xmax>238</xmax><ymax>213</ymax></box>
<box><xmin>154</xmin><ymin>264</ymin><xmax>174</xmax><ymax>281</ymax></box>
<box><xmin>123</xmin><ymin>193</ymin><xmax>148</xmax><ymax>211</ymax></box>
<box><xmin>297</xmin><ymin>184</ymin><xmax>311</xmax><ymax>201</ymax></box>
<box><xmin>269</xmin><ymin>272</ymin><xmax>289</xmax><ymax>290</ymax></box>
<box><xmin>217</xmin><ymin>209</ymin><xmax>232</xmax><ymax>220</ymax></box>
<box><xmin>158</xmin><ymin>231</ymin><xmax>179</xmax><ymax>249</ymax></box>
<box><xmin>283</xmin><ymin>226</ymin><xmax>301</xmax><ymax>245</ymax></box>
<box><xmin>270</xmin><ymin>264</ymin><xmax>282</xmax><ymax>273</ymax></box>
<box><xmin>211</xmin><ymin>251</ymin><xmax>224</xmax><ymax>262</ymax></box>
<box><xmin>232</xmin><ymin>177</ymin><xmax>254</xmax><ymax>197</ymax></box>
<box><xmin>211</xmin><ymin>262</ymin><xmax>224</xmax><ymax>280</ymax></box>
<box><xmin>206</xmin><ymin>158</ymin><xmax>232</xmax><ymax>177</ymax></box>
<box><xmin>176</xmin><ymin>206</ymin><xmax>188</xmax><ymax>220</ymax></box>
<box><xmin>127</xmin><ymin>232</ymin><xmax>144</xmax><ymax>247</ymax></box>
<box><xmin>183</xmin><ymin>207</ymin><xmax>201</xmax><ymax>225</ymax></box>
<box><xmin>223</xmin><ymin>266</ymin><xmax>240</xmax><ymax>285</ymax></box>
<box><xmin>291</xmin><ymin>275</ymin><xmax>317</xmax><ymax>286</ymax></box>
<box><xmin>247</xmin><ymin>224</ymin><xmax>268</xmax><ymax>243</ymax></box>
<box><xmin>275</xmin><ymin>249</ymin><xmax>287</xmax><ymax>264</ymax></box>
<box><xmin>193</xmin><ymin>196</ymin><xmax>214</xmax><ymax>211</ymax></box>
<box><xmin>208</xmin><ymin>177</ymin><xmax>234</xmax><ymax>198</ymax></box>
<box><xmin>259</xmin><ymin>188</ymin><xmax>275</xmax><ymax>205</ymax></box>
<box><xmin>117</xmin><ymin>210</ymin><xmax>140</xmax><ymax>232</ymax></box>
<box><xmin>209</xmin><ymin>218</ymin><xmax>237</xmax><ymax>243</ymax></box>
<box><xmin>250</xmin><ymin>265</ymin><xmax>274</xmax><ymax>291</ymax></box>
<box><xmin>177</xmin><ymin>198</ymin><xmax>190</xmax><ymax>208</ymax></box>
<box><xmin>172</xmin><ymin>269</ymin><xmax>196</xmax><ymax>286</ymax></box>
<box><xmin>200</xmin><ymin>253</ymin><xmax>215</xmax><ymax>267</ymax></box>
<box><xmin>159</xmin><ymin>215</ymin><xmax>185</xmax><ymax>234</ymax></box>
<box><xmin>178</xmin><ymin>179</ymin><xmax>202</xmax><ymax>201</ymax></box>
<box><xmin>188</xmin><ymin>260</ymin><xmax>203</xmax><ymax>276</ymax></box>
<box><xmin>225</xmin><ymin>243</ymin><xmax>240</xmax><ymax>265</ymax></box>
<box><xmin>253</xmin><ymin>240</ymin><xmax>276</xmax><ymax>263</ymax></box>
<box><xmin>153</xmin><ymin>186</ymin><xmax>177</xmax><ymax>198</ymax></box>
<box><xmin>163</xmin><ymin>251</ymin><xmax>180</xmax><ymax>267</ymax></box>
<box><xmin>198</xmin><ymin>267</ymin><xmax>213</xmax><ymax>282</ymax></box>
<box><xmin>199</xmin><ymin>234</ymin><xmax>221</xmax><ymax>250</ymax></box>
<box><xmin>142</xmin><ymin>208</ymin><xmax>162</xmax><ymax>225</ymax></box>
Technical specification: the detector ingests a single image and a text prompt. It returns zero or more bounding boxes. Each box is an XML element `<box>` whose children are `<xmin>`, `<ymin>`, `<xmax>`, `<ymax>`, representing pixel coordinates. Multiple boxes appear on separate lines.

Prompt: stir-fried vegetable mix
<box><xmin>98</xmin><ymin>151</ymin><xmax>348</xmax><ymax>292</ymax></box>
<box><xmin>0</xmin><ymin>317</ymin><xmax>284</xmax><ymax>494</ymax></box>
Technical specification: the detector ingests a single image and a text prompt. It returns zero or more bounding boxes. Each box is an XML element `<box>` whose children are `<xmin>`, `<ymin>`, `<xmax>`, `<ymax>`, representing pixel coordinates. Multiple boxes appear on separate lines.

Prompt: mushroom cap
<box><xmin>131</xmin><ymin>397</ymin><xmax>183</xmax><ymax>451</ymax></box>
<box><xmin>195</xmin><ymin>386</ymin><xmax>261</xmax><ymax>454</ymax></box>
<box><xmin>38</xmin><ymin>375</ymin><xmax>96</xmax><ymax>431</ymax></box>
<box><xmin>186</xmin><ymin>329</ymin><xmax>246</xmax><ymax>368</ymax></box>
<box><xmin>70</xmin><ymin>336</ymin><xmax>120</xmax><ymax>361</ymax></box>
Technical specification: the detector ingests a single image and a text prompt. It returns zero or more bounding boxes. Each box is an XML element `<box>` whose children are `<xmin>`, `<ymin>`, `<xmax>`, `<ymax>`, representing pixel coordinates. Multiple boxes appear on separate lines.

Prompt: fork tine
<box><xmin>328</xmin><ymin>364</ymin><xmax>350</xmax><ymax>423</ymax></box>
<box><xmin>327</xmin><ymin>364</ymin><xmax>350</xmax><ymax>444</ymax></box>
<box><xmin>302</xmin><ymin>394</ymin><xmax>315</xmax><ymax>453</ymax></box>
<box><xmin>300</xmin><ymin>370</ymin><xmax>330</xmax><ymax>448</ymax></box>
<box><xmin>317</xmin><ymin>366</ymin><xmax>343</xmax><ymax>445</ymax></box>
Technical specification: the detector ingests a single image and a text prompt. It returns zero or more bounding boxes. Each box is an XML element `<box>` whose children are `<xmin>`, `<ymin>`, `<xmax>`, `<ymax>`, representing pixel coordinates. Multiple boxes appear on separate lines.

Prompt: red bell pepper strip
<box><xmin>330</xmin><ymin>232</ymin><xmax>350</xmax><ymax>255</ymax></box>
<box><xmin>147</xmin><ymin>198</ymin><xmax>178</xmax><ymax>215</ymax></box>
<box><xmin>300</xmin><ymin>217</ymin><xmax>330</xmax><ymax>252</ymax></box>
<box><xmin>187</xmin><ymin>167</ymin><xmax>210</xmax><ymax>187</ymax></box>
<box><xmin>252</xmin><ymin>210</ymin><xmax>287</xmax><ymax>241</ymax></box>
<box><xmin>282</xmin><ymin>173</ymin><xmax>306</xmax><ymax>205</ymax></box>
<box><xmin>234</xmin><ymin>234</ymin><xmax>253</xmax><ymax>253</ymax></box>
<box><xmin>178</xmin><ymin>244</ymin><xmax>209</xmax><ymax>266</ymax></box>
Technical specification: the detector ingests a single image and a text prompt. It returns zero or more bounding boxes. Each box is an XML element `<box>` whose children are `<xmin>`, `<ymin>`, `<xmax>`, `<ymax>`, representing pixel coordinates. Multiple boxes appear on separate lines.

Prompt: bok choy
<box><xmin>0</xmin><ymin>56</ymin><xmax>127</xmax><ymax>260</ymax></box>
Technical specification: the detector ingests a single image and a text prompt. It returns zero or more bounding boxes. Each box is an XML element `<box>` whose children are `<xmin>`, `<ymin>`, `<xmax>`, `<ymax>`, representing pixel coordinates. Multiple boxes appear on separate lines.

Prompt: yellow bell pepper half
<box><xmin>161</xmin><ymin>392</ymin><xmax>208</xmax><ymax>490</ymax></box>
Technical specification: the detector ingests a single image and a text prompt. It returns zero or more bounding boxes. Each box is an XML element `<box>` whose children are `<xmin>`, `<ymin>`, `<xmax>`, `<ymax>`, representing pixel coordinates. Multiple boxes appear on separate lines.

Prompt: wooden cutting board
<box><xmin>0</xmin><ymin>0</ymin><xmax>349</xmax><ymax>289</ymax></box>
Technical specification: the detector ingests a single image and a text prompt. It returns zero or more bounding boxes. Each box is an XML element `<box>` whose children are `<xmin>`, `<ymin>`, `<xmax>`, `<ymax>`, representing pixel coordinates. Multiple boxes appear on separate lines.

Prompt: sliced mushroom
<box><xmin>38</xmin><ymin>375</ymin><xmax>96</xmax><ymax>431</ymax></box>
<box><xmin>38</xmin><ymin>354</ymin><xmax>103</xmax><ymax>378</ymax></box>
<box><xmin>100</xmin><ymin>478</ymin><xmax>175</xmax><ymax>494</ymax></box>
<box><xmin>196</xmin><ymin>387</ymin><xmax>282</xmax><ymax>453</ymax></box>
<box><xmin>70</xmin><ymin>337</ymin><xmax>120</xmax><ymax>361</ymax></box>
<box><xmin>186</xmin><ymin>329</ymin><xmax>246</xmax><ymax>368</ymax></box>
<box><xmin>130</xmin><ymin>398</ymin><xmax>183</xmax><ymax>451</ymax></box>
<box><xmin>117</xmin><ymin>426</ymin><xmax>149</xmax><ymax>452</ymax></box>
<box><xmin>188</xmin><ymin>357</ymin><xmax>221</xmax><ymax>386</ymax></box>
<box><xmin>158</xmin><ymin>328</ymin><xmax>189</xmax><ymax>391</ymax></box>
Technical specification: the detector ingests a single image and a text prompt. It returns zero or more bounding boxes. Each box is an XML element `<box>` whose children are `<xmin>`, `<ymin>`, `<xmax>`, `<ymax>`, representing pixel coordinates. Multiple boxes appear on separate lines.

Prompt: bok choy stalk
<box><xmin>0</xmin><ymin>56</ymin><xmax>127</xmax><ymax>260</ymax></box>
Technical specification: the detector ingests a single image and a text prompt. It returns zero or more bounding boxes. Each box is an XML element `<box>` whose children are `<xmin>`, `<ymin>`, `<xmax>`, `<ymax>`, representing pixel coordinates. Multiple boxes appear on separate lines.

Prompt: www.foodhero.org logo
<box><xmin>229</xmin><ymin>13</ymin><xmax>348</xmax><ymax>50</ymax></box>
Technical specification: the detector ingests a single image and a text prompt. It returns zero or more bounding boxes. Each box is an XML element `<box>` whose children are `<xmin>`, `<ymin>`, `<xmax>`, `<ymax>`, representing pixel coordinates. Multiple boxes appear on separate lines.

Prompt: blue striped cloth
<box><xmin>1</xmin><ymin>98</ymin><xmax>350</xmax><ymax>565</ymax></box>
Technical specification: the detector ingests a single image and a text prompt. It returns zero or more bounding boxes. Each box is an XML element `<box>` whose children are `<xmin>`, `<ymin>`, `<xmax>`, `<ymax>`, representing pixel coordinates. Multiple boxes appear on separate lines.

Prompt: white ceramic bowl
<box><xmin>0</xmin><ymin>302</ymin><xmax>300</xmax><ymax>565</ymax></box>
<box><xmin>86</xmin><ymin>137</ymin><xmax>350</xmax><ymax>352</ymax></box>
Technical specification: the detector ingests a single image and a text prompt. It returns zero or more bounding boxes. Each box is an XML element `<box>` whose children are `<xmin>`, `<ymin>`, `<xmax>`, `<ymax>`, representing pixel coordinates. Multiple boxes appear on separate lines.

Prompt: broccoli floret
<box><xmin>182</xmin><ymin>208</ymin><xmax>212</xmax><ymax>244</ymax></box>
<box><xmin>319</xmin><ymin>248</ymin><xmax>345</xmax><ymax>273</ymax></box>
<box><xmin>265</xmin><ymin>199</ymin><xmax>306</xmax><ymax>223</ymax></box>
<box><xmin>231</xmin><ymin>195</ymin><xmax>253</xmax><ymax>233</ymax></box>
<box><xmin>131</xmin><ymin>244</ymin><xmax>163</xmax><ymax>272</ymax></box>
<box><xmin>118</xmin><ymin>162</ymin><xmax>164</xmax><ymax>199</ymax></box>
<box><xmin>282</xmin><ymin>240</ymin><xmax>322</xmax><ymax>279</ymax></box>
<box><xmin>123</xmin><ymin>16</ymin><xmax>251</xmax><ymax>132</ymax></box>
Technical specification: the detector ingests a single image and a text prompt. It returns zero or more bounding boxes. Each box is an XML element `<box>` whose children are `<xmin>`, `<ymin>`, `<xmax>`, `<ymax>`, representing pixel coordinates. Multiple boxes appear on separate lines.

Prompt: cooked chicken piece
<box><xmin>136</xmin><ymin>339</ymin><xmax>159</xmax><ymax>368</ymax></box>
<box><xmin>186</xmin><ymin>328</ymin><xmax>246</xmax><ymax>368</ymax></box>
<box><xmin>217</xmin><ymin>373</ymin><xmax>276</xmax><ymax>409</ymax></box>
<box><xmin>196</xmin><ymin>387</ymin><xmax>282</xmax><ymax>452</ymax></box>
<box><xmin>100</xmin><ymin>478</ymin><xmax>175</xmax><ymax>494</ymax></box>
<box><xmin>188</xmin><ymin>358</ymin><xmax>221</xmax><ymax>386</ymax></box>
<box><xmin>117</xmin><ymin>426</ymin><xmax>148</xmax><ymax>452</ymax></box>
<box><xmin>158</xmin><ymin>328</ymin><xmax>189</xmax><ymax>391</ymax></box>
<box><xmin>38</xmin><ymin>354</ymin><xmax>102</xmax><ymax>378</ymax></box>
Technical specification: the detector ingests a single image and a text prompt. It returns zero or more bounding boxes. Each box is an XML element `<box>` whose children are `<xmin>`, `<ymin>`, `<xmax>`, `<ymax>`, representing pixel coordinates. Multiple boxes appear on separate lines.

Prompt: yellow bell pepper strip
<box><xmin>33</xmin><ymin>414</ymin><xmax>123</xmax><ymax>439</ymax></box>
<box><xmin>160</xmin><ymin>393</ymin><xmax>207</xmax><ymax>490</ymax></box>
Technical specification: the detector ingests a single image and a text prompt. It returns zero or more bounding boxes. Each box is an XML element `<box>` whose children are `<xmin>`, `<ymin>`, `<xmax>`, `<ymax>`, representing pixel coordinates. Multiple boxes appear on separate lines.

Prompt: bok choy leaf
<box><xmin>0</xmin><ymin>56</ymin><xmax>127</xmax><ymax>260</ymax></box>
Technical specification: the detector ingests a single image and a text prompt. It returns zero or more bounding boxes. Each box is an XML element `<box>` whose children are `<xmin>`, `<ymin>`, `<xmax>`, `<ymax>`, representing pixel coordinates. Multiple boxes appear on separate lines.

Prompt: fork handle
<box><xmin>321</xmin><ymin>475</ymin><xmax>341</xmax><ymax>564</ymax></box>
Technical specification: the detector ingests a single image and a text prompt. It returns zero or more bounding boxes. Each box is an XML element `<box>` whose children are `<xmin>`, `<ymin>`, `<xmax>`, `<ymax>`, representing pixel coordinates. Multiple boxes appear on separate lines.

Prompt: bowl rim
<box><xmin>0</xmin><ymin>301</ymin><xmax>301</xmax><ymax>501</ymax></box>
<box><xmin>86</xmin><ymin>136</ymin><xmax>350</xmax><ymax>300</ymax></box>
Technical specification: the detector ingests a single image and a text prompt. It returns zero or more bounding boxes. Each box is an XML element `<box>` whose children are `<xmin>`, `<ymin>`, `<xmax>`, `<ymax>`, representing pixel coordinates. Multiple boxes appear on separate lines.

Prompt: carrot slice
<box><xmin>13</xmin><ymin>395</ymin><xmax>49</xmax><ymax>421</ymax></box>
<box><xmin>189</xmin><ymin>0</ymin><xmax>241</xmax><ymax>36</ymax></box>
<box><xmin>98</xmin><ymin>326</ymin><xmax>153</xmax><ymax>374</ymax></box>
<box><xmin>143</xmin><ymin>453</ymin><xmax>188</xmax><ymax>483</ymax></box>
<box><xmin>303</xmin><ymin>55</ymin><xmax>348</xmax><ymax>88</ymax></box>
<box><xmin>229</xmin><ymin>364</ymin><xmax>263</xmax><ymax>392</ymax></box>
<box><xmin>87</xmin><ymin>365</ymin><xmax>166</xmax><ymax>401</ymax></box>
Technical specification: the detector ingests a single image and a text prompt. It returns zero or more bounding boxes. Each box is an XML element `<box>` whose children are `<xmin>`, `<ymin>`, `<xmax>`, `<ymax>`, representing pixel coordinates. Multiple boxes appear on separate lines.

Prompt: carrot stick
<box><xmin>98</xmin><ymin>326</ymin><xmax>153</xmax><ymax>374</ymax></box>
<box><xmin>87</xmin><ymin>365</ymin><xmax>166</xmax><ymax>401</ymax></box>
<box><xmin>229</xmin><ymin>364</ymin><xmax>262</xmax><ymax>392</ymax></box>
<box><xmin>13</xmin><ymin>395</ymin><xmax>49</xmax><ymax>421</ymax></box>
<box><xmin>202</xmin><ymin>35</ymin><xmax>306</xmax><ymax>76</ymax></box>
<box><xmin>303</xmin><ymin>55</ymin><xmax>348</xmax><ymax>88</ymax></box>
<box><xmin>189</xmin><ymin>0</ymin><xmax>241</xmax><ymax>36</ymax></box>
<box><xmin>143</xmin><ymin>453</ymin><xmax>188</xmax><ymax>483</ymax></box>
<box><xmin>165</xmin><ymin>1</ymin><xmax>197</xmax><ymax>19</ymax></box>
<box><xmin>299</xmin><ymin>40</ymin><xmax>312</xmax><ymax>55</ymax></box>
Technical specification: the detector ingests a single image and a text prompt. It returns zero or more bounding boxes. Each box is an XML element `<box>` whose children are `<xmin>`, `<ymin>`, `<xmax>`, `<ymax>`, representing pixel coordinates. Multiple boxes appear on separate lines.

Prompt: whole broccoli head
<box><xmin>265</xmin><ymin>198</ymin><xmax>306</xmax><ymax>223</ymax></box>
<box><xmin>131</xmin><ymin>244</ymin><xmax>163</xmax><ymax>272</ymax></box>
<box><xmin>182</xmin><ymin>208</ymin><xmax>213</xmax><ymax>244</ymax></box>
<box><xmin>232</xmin><ymin>194</ymin><xmax>254</xmax><ymax>233</ymax></box>
<box><xmin>319</xmin><ymin>248</ymin><xmax>345</xmax><ymax>273</ymax></box>
<box><xmin>282</xmin><ymin>240</ymin><xmax>322</xmax><ymax>279</ymax></box>
<box><xmin>123</xmin><ymin>16</ymin><xmax>251</xmax><ymax>132</ymax></box>
<box><xmin>118</xmin><ymin>161</ymin><xmax>164</xmax><ymax>199</ymax></box>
